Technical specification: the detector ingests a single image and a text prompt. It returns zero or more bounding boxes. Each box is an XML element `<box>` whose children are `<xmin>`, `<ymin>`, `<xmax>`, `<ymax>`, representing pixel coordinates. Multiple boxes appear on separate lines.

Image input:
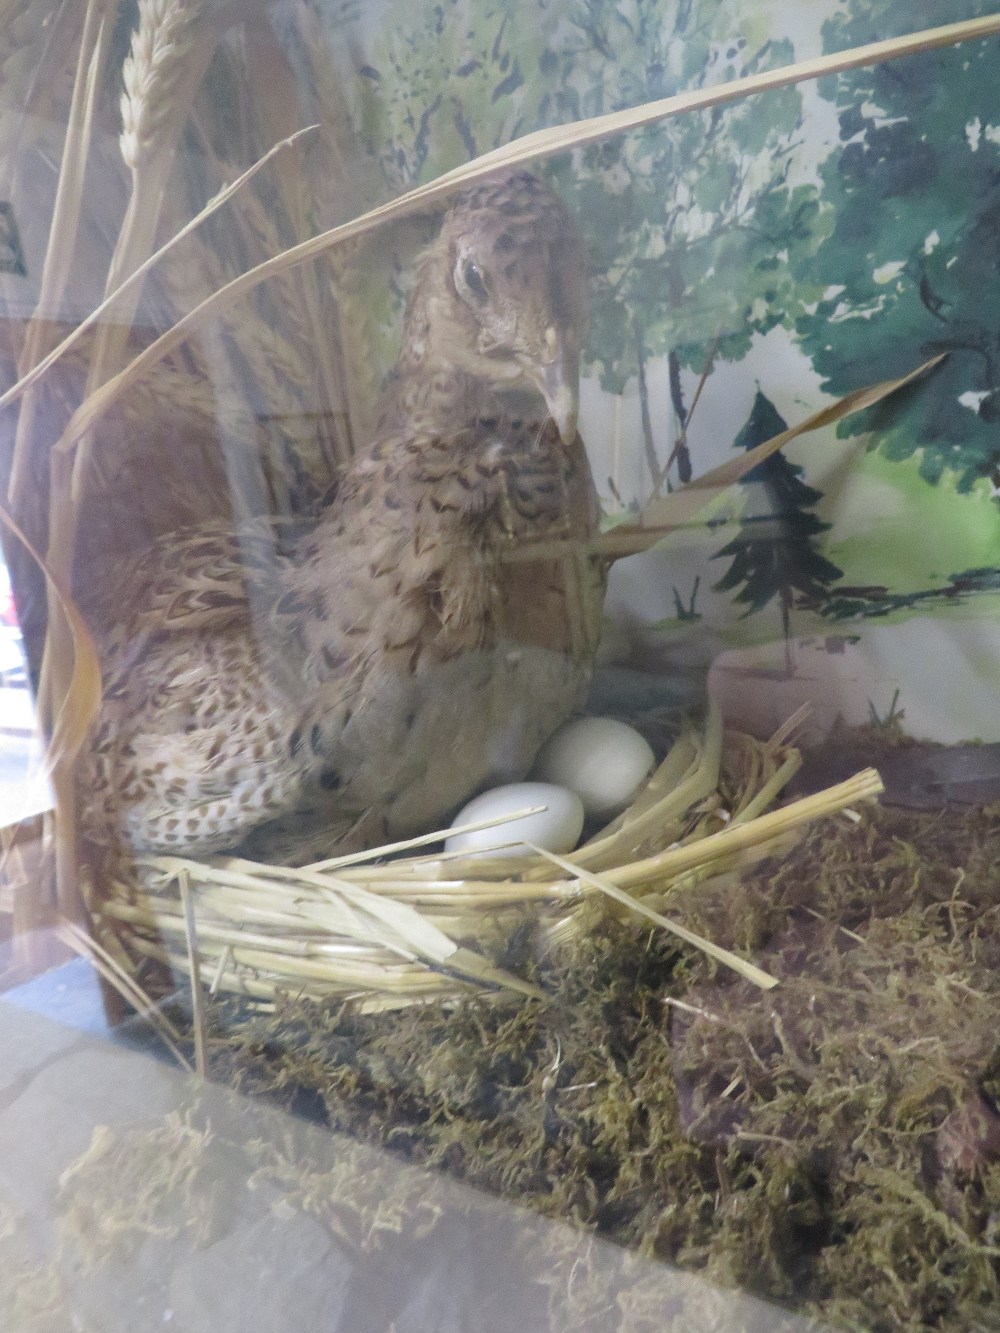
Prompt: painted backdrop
<box><xmin>328</xmin><ymin>0</ymin><xmax>1000</xmax><ymax>739</ymax></box>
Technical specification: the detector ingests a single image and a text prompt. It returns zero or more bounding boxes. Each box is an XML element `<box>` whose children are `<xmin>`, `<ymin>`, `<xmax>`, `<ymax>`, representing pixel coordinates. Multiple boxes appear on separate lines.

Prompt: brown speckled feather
<box><xmin>82</xmin><ymin>172</ymin><xmax>606</xmax><ymax>867</ymax></box>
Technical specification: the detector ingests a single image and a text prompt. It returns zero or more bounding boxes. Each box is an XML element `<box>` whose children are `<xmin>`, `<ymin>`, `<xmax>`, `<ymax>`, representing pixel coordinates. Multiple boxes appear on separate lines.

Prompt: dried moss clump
<box><xmin>0</xmin><ymin>1194</ymin><xmax>83</xmax><ymax>1333</ymax></box>
<box><xmin>57</xmin><ymin>1111</ymin><xmax>224</xmax><ymax>1268</ymax></box>
<box><xmin>198</xmin><ymin>791</ymin><xmax>1000</xmax><ymax>1330</ymax></box>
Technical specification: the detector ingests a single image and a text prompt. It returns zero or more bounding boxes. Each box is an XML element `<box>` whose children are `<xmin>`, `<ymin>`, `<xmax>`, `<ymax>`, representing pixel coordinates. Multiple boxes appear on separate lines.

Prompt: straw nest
<box><xmin>90</xmin><ymin>704</ymin><xmax>883</xmax><ymax>1014</ymax></box>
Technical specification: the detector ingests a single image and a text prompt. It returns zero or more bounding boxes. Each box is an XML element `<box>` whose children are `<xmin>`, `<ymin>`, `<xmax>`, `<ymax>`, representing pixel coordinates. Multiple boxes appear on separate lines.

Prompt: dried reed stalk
<box><xmin>45</xmin><ymin>6</ymin><xmax>212</xmax><ymax>664</ymax></box>
<box><xmin>6</xmin><ymin>0</ymin><xmax>116</xmax><ymax>509</ymax></box>
<box><xmin>71</xmin><ymin>0</ymin><xmax>219</xmax><ymax>500</ymax></box>
<box><xmin>16</xmin><ymin>2</ymin><xmax>220</xmax><ymax>923</ymax></box>
<box><xmin>56</xmin><ymin>918</ymin><xmax>193</xmax><ymax>1071</ymax></box>
<box><xmin>591</xmin><ymin>355</ymin><xmax>945</xmax><ymax>560</ymax></box>
<box><xmin>530</xmin><ymin>845</ymin><xmax>780</xmax><ymax>990</ymax></box>
<box><xmin>483</xmin><ymin>355</ymin><xmax>944</xmax><ymax>571</ymax></box>
<box><xmin>0</xmin><ymin>127</ymin><xmax>317</xmax><ymax>420</ymax></box>
<box><xmin>7</xmin><ymin>2</ymin><xmax>117</xmax><ymax>928</ymax></box>
<box><xmin>0</xmin><ymin>499</ymin><xmax>101</xmax><ymax>926</ymax></box>
<box><xmin>0</xmin><ymin>0</ymin><xmax>88</xmax><ymax>193</ymax></box>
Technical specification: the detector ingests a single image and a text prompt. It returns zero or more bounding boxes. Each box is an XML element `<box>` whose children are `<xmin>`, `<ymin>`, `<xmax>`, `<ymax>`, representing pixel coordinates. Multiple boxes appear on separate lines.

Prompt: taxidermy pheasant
<box><xmin>83</xmin><ymin>171</ymin><xmax>605</xmax><ymax>867</ymax></box>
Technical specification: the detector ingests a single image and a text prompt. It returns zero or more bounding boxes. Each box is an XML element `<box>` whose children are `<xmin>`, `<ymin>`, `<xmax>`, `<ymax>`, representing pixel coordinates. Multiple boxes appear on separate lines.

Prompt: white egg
<box><xmin>531</xmin><ymin>716</ymin><xmax>655</xmax><ymax>818</ymax></box>
<box><xmin>444</xmin><ymin>782</ymin><xmax>584</xmax><ymax>859</ymax></box>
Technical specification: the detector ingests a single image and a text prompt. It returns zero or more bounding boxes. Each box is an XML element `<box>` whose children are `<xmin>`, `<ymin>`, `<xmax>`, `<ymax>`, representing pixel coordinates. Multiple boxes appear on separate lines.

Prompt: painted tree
<box><xmin>348</xmin><ymin>2</ymin><xmax>559</xmax><ymax>189</ymax></box>
<box><xmin>795</xmin><ymin>0</ymin><xmax>1000</xmax><ymax>491</ymax></box>
<box><xmin>712</xmin><ymin>390</ymin><xmax>843</xmax><ymax>651</ymax></box>
<box><xmin>541</xmin><ymin>3</ymin><xmax>820</xmax><ymax>446</ymax></box>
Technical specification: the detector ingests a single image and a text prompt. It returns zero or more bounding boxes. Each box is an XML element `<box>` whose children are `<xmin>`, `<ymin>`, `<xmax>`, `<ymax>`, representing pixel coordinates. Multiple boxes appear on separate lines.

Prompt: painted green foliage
<box><xmin>535</xmin><ymin>3</ymin><xmax>820</xmax><ymax>402</ymax></box>
<box><xmin>796</xmin><ymin>0</ymin><xmax>1000</xmax><ymax>492</ymax></box>
<box><xmin>712</xmin><ymin>390</ymin><xmax>843</xmax><ymax>634</ymax></box>
<box><xmin>342</xmin><ymin>0</ymin><xmax>1000</xmax><ymax>624</ymax></box>
<box><xmin>356</xmin><ymin>0</ymin><xmax>822</xmax><ymax>429</ymax></box>
<box><xmin>351</xmin><ymin>2</ymin><xmax>560</xmax><ymax>186</ymax></box>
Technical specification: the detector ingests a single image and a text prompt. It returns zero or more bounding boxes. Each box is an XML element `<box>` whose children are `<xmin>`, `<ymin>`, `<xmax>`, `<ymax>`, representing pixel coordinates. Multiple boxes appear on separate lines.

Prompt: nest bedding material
<box><xmin>39</xmin><ymin>724</ymin><xmax>1000</xmax><ymax>1330</ymax></box>
<box><xmin>196</xmin><ymin>782</ymin><xmax>1000</xmax><ymax>1332</ymax></box>
<box><xmin>89</xmin><ymin>705</ymin><xmax>883</xmax><ymax>1010</ymax></box>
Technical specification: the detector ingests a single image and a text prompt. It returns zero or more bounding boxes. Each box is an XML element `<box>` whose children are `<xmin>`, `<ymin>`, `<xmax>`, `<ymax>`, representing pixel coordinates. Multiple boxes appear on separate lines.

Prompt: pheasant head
<box><xmin>384</xmin><ymin>170</ymin><xmax>589</xmax><ymax>444</ymax></box>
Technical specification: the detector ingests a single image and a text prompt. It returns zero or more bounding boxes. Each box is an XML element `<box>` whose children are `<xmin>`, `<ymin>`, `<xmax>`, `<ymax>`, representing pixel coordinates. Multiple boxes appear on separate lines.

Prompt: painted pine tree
<box><xmin>713</xmin><ymin>390</ymin><xmax>843</xmax><ymax>665</ymax></box>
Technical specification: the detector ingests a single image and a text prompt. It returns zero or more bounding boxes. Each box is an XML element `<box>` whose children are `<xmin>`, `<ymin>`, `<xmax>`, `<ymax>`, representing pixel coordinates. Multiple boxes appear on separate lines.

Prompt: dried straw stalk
<box><xmin>39</xmin><ymin>0</ymin><xmax>218</xmax><ymax>697</ymax></box>
<box><xmin>0</xmin><ymin>1</ymin><xmax>90</xmax><ymax>197</ymax></box>
<box><xmin>0</xmin><ymin>8</ymin><xmax>112</xmax><ymax>912</ymax></box>
<box><xmin>67</xmin><ymin>0</ymin><xmax>219</xmax><ymax>500</ymax></box>
<box><xmin>4</xmin><ymin>1</ymin><xmax>117</xmax><ymax>924</ymax></box>
<box><xmin>1</xmin><ymin>125</ymin><xmax>317</xmax><ymax>433</ymax></box>
<box><xmin>8</xmin><ymin>0</ymin><xmax>116</xmax><ymax>510</ymax></box>
<box><xmin>57</xmin><ymin>917</ymin><xmax>193</xmax><ymax>1071</ymax></box>
<box><xmin>7</xmin><ymin>2</ymin><xmax>217</xmax><ymax>919</ymax></box>
<box><xmin>0</xmin><ymin>504</ymin><xmax>101</xmax><ymax>927</ymax></box>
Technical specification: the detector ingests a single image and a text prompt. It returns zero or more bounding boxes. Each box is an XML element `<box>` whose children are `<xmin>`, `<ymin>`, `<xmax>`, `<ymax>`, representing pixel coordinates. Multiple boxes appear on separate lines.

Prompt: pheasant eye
<box><xmin>460</xmin><ymin>258</ymin><xmax>488</xmax><ymax>302</ymax></box>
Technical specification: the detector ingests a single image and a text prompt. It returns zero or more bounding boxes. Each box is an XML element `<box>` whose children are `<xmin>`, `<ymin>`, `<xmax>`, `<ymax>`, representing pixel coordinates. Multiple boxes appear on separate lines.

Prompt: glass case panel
<box><xmin>2</xmin><ymin>3</ymin><xmax>1000</xmax><ymax>1329</ymax></box>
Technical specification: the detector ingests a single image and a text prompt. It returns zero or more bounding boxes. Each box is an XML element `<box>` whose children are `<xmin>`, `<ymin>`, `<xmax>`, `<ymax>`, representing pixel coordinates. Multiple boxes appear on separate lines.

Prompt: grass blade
<box><xmin>528</xmin><ymin>843</ymin><xmax>780</xmax><ymax>990</ymax></box>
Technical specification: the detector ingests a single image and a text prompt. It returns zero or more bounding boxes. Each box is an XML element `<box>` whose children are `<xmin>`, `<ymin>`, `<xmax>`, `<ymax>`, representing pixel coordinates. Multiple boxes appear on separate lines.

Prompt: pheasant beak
<box><xmin>537</xmin><ymin>325</ymin><xmax>580</xmax><ymax>445</ymax></box>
